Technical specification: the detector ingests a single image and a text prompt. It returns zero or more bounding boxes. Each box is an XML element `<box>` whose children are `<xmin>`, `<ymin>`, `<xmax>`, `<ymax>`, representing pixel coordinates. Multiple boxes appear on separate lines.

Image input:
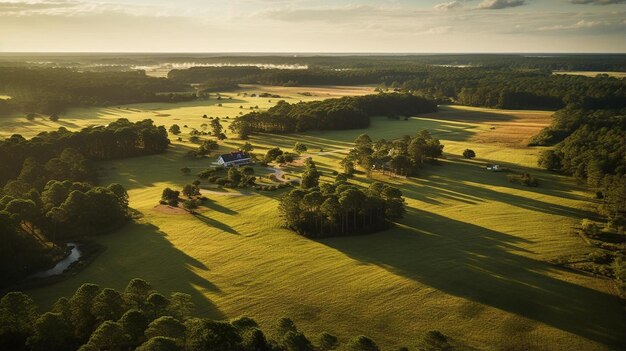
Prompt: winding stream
<box><xmin>30</xmin><ymin>243</ymin><xmax>82</xmax><ymax>278</ymax></box>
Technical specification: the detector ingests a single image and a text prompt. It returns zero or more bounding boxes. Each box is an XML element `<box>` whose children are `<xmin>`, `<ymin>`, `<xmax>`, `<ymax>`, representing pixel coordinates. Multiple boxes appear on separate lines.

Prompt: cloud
<box><xmin>569</xmin><ymin>0</ymin><xmax>626</xmax><ymax>4</ymax></box>
<box><xmin>0</xmin><ymin>0</ymin><xmax>81</xmax><ymax>15</ymax></box>
<box><xmin>478</xmin><ymin>0</ymin><xmax>527</xmax><ymax>9</ymax></box>
<box><xmin>434</xmin><ymin>1</ymin><xmax>463</xmax><ymax>11</ymax></box>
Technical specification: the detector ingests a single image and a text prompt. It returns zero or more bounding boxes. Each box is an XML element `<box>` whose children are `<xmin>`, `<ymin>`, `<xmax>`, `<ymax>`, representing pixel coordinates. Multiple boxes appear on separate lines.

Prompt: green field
<box><xmin>12</xmin><ymin>88</ymin><xmax>625</xmax><ymax>350</ymax></box>
<box><xmin>552</xmin><ymin>70</ymin><xmax>626</xmax><ymax>79</ymax></box>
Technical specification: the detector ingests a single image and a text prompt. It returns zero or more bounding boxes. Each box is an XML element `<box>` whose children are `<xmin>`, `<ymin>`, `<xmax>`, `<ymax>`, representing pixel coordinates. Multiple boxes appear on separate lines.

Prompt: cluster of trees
<box><xmin>280</xmin><ymin>179</ymin><xmax>406</xmax><ymax>237</ymax></box>
<box><xmin>0</xmin><ymin>67</ymin><xmax>193</xmax><ymax>115</ymax></box>
<box><xmin>0</xmin><ymin>119</ymin><xmax>169</xmax><ymax>285</ymax></box>
<box><xmin>0</xmin><ymin>181</ymin><xmax>129</xmax><ymax>285</ymax></box>
<box><xmin>229</xmin><ymin>94</ymin><xmax>437</xmax><ymax>137</ymax></box>
<box><xmin>536</xmin><ymin>108</ymin><xmax>625</xmax><ymax>229</ymax></box>
<box><xmin>341</xmin><ymin>131</ymin><xmax>444</xmax><ymax>177</ymax></box>
<box><xmin>1</xmin><ymin>279</ymin><xmax>442</xmax><ymax>351</ymax></box>
<box><xmin>0</xmin><ymin>119</ymin><xmax>169</xmax><ymax>187</ymax></box>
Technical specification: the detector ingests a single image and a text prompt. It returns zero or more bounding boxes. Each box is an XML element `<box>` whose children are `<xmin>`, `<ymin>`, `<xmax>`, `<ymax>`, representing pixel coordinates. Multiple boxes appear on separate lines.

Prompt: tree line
<box><xmin>536</xmin><ymin>107</ymin><xmax>625</xmax><ymax>230</ymax></box>
<box><xmin>228</xmin><ymin>93</ymin><xmax>438</xmax><ymax>137</ymax></box>
<box><xmin>0</xmin><ymin>119</ymin><xmax>169</xmax><ymax>187</ymax></box>
<box><xmin>0</xmin><ymin>67</ymin><xmax>193</xmax><ymax>115</ymax></box>
<box><xmin>0</xmin><ymin>278</ymin><xmax>453</xmax><ymax>351</ymax></box>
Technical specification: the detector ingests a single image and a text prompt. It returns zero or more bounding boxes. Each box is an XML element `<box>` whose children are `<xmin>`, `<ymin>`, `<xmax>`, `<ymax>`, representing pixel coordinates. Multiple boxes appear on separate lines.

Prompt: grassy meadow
<box><xmin>8</xmin><ymin>87</ymin><xmax>625</xmax><ymax>350</ymax></box>
<box><xmin>552</xmin><ymin>70</ymin><xmax>626</xmax><ymax>79</ymax></box>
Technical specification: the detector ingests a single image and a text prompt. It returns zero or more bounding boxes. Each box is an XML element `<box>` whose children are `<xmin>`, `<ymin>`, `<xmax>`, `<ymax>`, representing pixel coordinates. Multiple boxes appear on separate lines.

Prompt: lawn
<box><xmin>15</xmin><ymin>91</ymin><xmax>625</xmax><ymax>350</ymax></box>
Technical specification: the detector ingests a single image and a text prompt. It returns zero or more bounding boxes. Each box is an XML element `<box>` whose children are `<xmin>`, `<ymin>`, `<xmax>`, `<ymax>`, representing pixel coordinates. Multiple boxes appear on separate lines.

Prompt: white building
<box><xmin>217</xmin><ymin>151</ymin><xmax>252</xmax><ymax>167</ymax></box>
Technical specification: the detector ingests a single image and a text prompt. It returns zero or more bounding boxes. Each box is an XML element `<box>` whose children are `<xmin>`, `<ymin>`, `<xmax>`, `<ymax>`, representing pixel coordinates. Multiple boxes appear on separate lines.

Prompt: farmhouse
<box><xmin>217</xmin><ymin>151</ymin><xmax>252</xmax><ymax>167</ymax></box>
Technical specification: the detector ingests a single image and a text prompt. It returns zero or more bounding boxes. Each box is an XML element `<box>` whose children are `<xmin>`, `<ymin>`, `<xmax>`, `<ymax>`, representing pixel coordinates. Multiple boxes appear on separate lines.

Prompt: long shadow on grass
<box><xmin>317</xmin><ymin>212</ymin><xmax>626</xmax><ymax>348</ymax></box>
<box><xmin>26</xmin><ymin>221</ymin><xmax>225</xmax><ymax>319</ymax></box>
<box><xmin>194</xmin><ymin>213</ymin><xmax>239</xmax><ymax>235</ymax></box>
<box><xmin>405</xmin><ymin>159</ymin><xmax>598</xmax><ymax>220</ymax></box>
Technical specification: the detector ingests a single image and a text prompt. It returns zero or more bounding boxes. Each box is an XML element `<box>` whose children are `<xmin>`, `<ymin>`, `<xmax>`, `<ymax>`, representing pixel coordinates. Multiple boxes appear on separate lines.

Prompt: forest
<box><xmin>1</xmin><ymin>278</ymin><xmax>431</xmax><ymax>351</ymax></box>
<box><xmin>228</xmin><ymin>93</ymin><xmax>438</xmax><ymax>136</ymax></box>
<box><xmin>0</xmin><ymin>68</ymin><xmax>193</xmax><ymax>115</ymax></box>
<box><xmin>1</xmin><ymin>56</ymin><xmax>625</xmax><ymax>116</ymax></box>
<box><xmin>0</xmin><ymin>119</ymin><xmax>170</xmax><ymax>286</ymax></box>
<box><xmin>536</xmin><ymin>107</ymin><xmax>625</xmax><ymax>229</ymax></box>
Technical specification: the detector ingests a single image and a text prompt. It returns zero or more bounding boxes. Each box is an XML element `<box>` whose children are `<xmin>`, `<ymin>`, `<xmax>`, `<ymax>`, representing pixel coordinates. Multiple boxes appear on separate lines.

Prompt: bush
<box><xmin>208</xmin><ymin>175</ymin><xmax>219</xmax><ymax>183</ymax></box>
<box><xmin>582</xmin><ymin>219</ymin><xmax>601</xmax><ymax>238</ymax></box>
<box><xmin>588</xmin><ymin>250</ymin><xmax>614</xmax><ymax>264</ymax></box>
<box><xmin>507</xmin><ymin>173</ymin><xmax>539</xmax><ymax>187</ymax></box>
<box><xmin>462</xmin><ymin>149</ymin><xmax>476</xmax><ymax>159</ymax></box>
<box><xmin>216</xmin><ymin>178</ymin><xmax>231</xmax><ymax>186</ymax></box>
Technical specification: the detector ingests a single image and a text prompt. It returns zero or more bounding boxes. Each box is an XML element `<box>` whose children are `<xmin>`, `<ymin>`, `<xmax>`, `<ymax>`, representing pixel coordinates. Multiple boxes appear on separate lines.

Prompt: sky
<box><xmin>0</xmin><ymin>0</ymin><xmax>624</xmax><ymax>53</ymax></box>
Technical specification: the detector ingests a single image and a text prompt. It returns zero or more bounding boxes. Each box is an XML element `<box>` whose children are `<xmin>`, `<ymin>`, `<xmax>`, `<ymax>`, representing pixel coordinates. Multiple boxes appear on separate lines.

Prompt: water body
<box><xmin>30</xmin><ymin>243</ymin><xmax>82</xmax><ymax>279</ymax></box>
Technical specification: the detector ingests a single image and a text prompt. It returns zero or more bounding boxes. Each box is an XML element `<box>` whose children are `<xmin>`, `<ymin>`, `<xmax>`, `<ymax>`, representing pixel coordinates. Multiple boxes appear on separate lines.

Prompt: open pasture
<box><xmin>0</xmin><ymin>84</ymin><xmax>375</xmax><ymax>139</ymax></box>
<box><xmin>16</xmin><ymin>93</ymin><xmax>625</xmax><ymax>350</ymax></box>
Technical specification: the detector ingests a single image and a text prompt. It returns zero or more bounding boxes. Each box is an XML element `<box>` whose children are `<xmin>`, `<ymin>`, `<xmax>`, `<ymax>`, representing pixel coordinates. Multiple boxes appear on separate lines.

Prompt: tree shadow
<box><xmin>24</xmin><ymin>221</ymin><xmax>225</xmax><ymax>319</ymax></box>
<box><xmin>407</xmin><ymin>159</ymin><xmax>599</xmax><ymax>220</ymax></box>
<box><xmin>201</xmin><ymin>200</ymin><xmax>239</xmax><ymax>215</ymax></box>
<box><xmin>316</xmin><ymin>211</ymin><xmax>626</xmax><ymax>348</ymax></box>
<box><xmin>194</xmin><ymin>213</ymin><xmax>239</xmax><ymax>235</ymax></box>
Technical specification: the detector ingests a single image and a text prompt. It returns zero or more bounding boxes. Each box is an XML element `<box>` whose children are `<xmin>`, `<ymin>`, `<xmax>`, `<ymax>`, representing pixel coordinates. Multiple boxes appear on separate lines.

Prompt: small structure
<box><xmin>217</xmin><ymin>151</ymin><xmax>252</xmax><ymax>167</ymax></box>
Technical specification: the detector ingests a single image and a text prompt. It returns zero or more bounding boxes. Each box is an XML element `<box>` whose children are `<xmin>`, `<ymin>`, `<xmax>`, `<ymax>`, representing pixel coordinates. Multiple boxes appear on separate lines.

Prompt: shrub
<box><xmin>507</xmin><ymin>173</ymin><xmax>539</xmax><ymax>187</ymax></box>
<box><xmin>462</xmin><ymin>149</ymin><xmax>476</xmax><ymax>159</ymax></box>
<box><xmin>208</xmin><ymin>176</ymin><xmax>219</xmax><ymax>183</ymax></box>
<box><xmin>216</xmin><ymin>178</ymin><xmax>231</xmax><ymax>186</ymax></box>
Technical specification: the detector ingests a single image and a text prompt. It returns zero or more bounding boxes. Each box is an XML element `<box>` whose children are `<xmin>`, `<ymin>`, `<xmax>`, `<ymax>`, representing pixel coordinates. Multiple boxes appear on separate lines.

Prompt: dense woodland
<box><xmin>229</xmin><ymin>94</ymin><xmax>437</xmax><ymax>136</ymax></box>
<box><xmin>1</xmin><ymin>279</ymin><xmax>440</xmax><ymax>351</ymax></box>
<box><xmin>0</xmin><ymin>119</ymin><xmax>170</xmax><ymax>286</ymax></box>
<box><xmin>1</xmin><ymin>56</ymin><xmax>625</xmax><ymax>116</ymax></box>
<box><xmin>535</xmin><ymin>108</ymin><xmax>626</xmax><ymax>229</ymax></box>
<box><xmin>0</xmin><ymin>68</ymin><xmax>193</xmax><ymax>115</ymax></box>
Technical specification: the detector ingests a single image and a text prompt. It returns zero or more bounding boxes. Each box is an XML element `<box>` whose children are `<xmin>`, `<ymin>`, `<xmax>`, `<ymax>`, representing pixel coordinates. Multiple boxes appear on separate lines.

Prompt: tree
<box><xmin>91</xmin><ymin>288</ymin><xmax>125</xmax><ymax>323</ymax></box>
<box><xmin>49</xmin><ymin>114</ymin><xmax>59</xmax><ymax>122</ymax></box>
<box><xmin>26</xmin><ymin>312</ymin><xmax>73</xmax><ymax>351</ymax></box>
<box><xmin>264</xmin><ymin>148</ymin><xmax>283</xmax><ymax>163</ymax></box>
<box><xmin>423</xmin><ymin>330</ymin><xmax>449</xmax><ymax>350</ymax></box>
<box><xmin>283</xmin><ymin>331</ymin><xmax>314</xmax><ymax>351</ymax></box>
<box><xmin>168</xmin><ymin>125</ymin><xmax>181</xmax><ymax>135</ymax></box>
<box><xmin>293</xmin><ymin>142</ymin><xmax>308</xmax><ymax>154</ymax></box>
<box><xmin>210</xmin><ymin>118</ymin><xmax>223</xmax><ymax>137</ymax></box>
<box><xmin>119</xmin><ymin>309</ymin><xmax>149</xmax><ymax>347</ymax></box>
<box><xmin>346</xmin><ymin>335</ymin><xmax>380</xmax><ymax>351</ymax></box>
<box><xmin>0</xmin><ymin>292</ymin><xmax>38</xmax><ymax>349</ymax></box>
<box><xmin>137</xmin><ymin>336</ymin><xmax>181</xmax><ymax>351</ymax></box>
<box><xmin>318</xmin><ymin>332</ymin><xmax>339</xmax><ymax>350</ymax></box>
<box><xmin>301</xmin><ymin>159</ymin><xmax>320</xmax><ymax>189</ymax></box>
<box><xmin>276</xmin><ymin>317</ymin><xmax>298</xmax><ymax>337</ymax></box>
<box><xmin>228</xmin><ymin>168</ymin><xmax>243</xmax><ymax>187</ymax></box>
<box><xmin>145</xmin><ymin>316</ymin><xmax>186</xmax><ymax>341</ymax></box>
<box><xmin>462</xmin><ymin>149</ymin><xmax>476</xmax><ymax>159</ymax></box>
<box><xmin>168</xmin><ymin>293</ymin><xmax>194</xmax><ymax>321</ymax></box>
<box><xmin>240</xmin><ymin>142</ymin><xmax>254</xmax><ymax>153</ymax></box>
<box><xmin>161</xmin><ymin>188</ymin><xmax>180</xmax><ymax>207</ymax></box>
<box><xmin>86</xmin><ymin>321</ymin><xmax>129</xmax><ymax>351</ymax></box>
<box><xmin>68</xmin><ymin>283</ymin><xmax>101</xmax><ymax>342</ymax></box>
<box><xmin>145</xmin><ymin>293</ymin><xmax>170</xmax><ymax>319</ymax></box>
<box><xmin>124</xmin><ymin>279</ymin><xmax>153</xmax><ymax>310</ymax></box>
<box><xmin>182</xmin><ymin>184</ymin><xmax>200</xmax><ymax>198</ymax></box>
